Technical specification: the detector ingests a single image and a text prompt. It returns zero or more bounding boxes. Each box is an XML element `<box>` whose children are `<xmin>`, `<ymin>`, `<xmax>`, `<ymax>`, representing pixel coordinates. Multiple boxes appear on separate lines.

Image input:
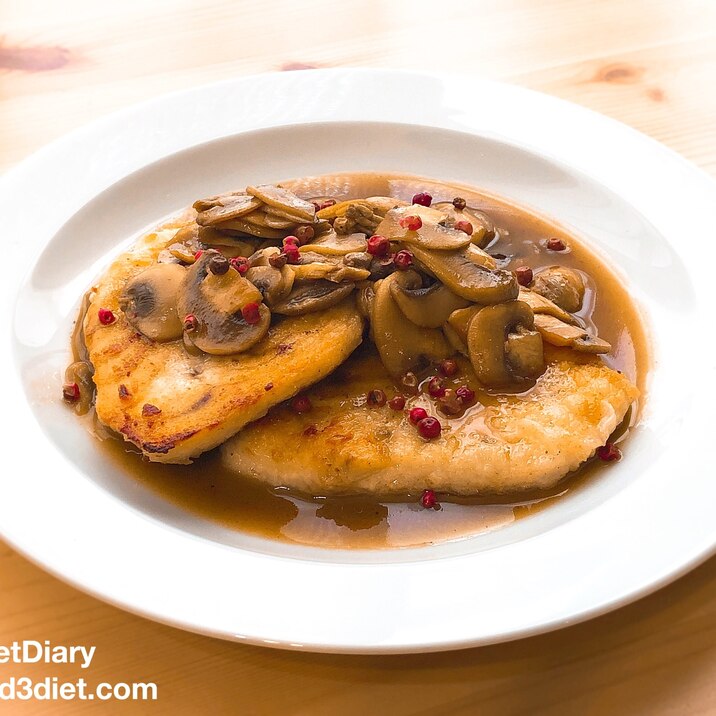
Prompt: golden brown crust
<box><xmin>84</xmin><ymin>223</ymin><xmax>364</xmax><ymax>463</ymax></box>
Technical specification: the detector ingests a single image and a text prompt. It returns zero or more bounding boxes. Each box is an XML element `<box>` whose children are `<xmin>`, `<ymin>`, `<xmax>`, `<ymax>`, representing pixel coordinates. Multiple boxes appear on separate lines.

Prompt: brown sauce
<box><xmin>74</xmin><ymin>173</ymin><xmax>650</xmax><ymax>550</ymax></box>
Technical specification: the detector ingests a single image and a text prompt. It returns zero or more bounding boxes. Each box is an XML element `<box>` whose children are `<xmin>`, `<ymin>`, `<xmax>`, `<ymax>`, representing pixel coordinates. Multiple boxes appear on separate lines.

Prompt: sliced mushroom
<box><xmin>533</xmin><ymin>314</ymin><xmax>611</xmax><ymax>353</ymax></box>
<box><xmin>263</xmin><ymin>206</ymin><xmax>310</xmax><ymax>224</ymax></box>
<box><xmin>173</xmin><ymin>223</ymin><xmax>255</xmax><ymax>256</ymax></box>
<box><xmin>447</xmin><ymin>306</ymin><xmax>482</xmax><ymax>343</ymax></box>
<box><xmin>506</xmin><ymin>326</ymin><xmax>544</xmax><ymax>377</ymax></box>
<box><xmin>410</xmin><ymin>244</ymin><xmax>517</xmax><ymax>304</ymax></box>
<box><xmin>195</xmin><ymin>194</ymin><xmax>262</xmax><ymax>226</ymax></box>
<box><xmin>246</xmin><ymin>184</ymin><xmax>315</xmax><ymax>222</ymax></box>
<box><xmin>315</xmin><ymin>199</ymin><xmax>370</xmax><ymax>220</ymax></box>
<box><xmin>301</xmin><ymin>231</ymin><xmax>367</xmax><ymax>256</ymax></box>
<box><xmin>372</xmin><ymin>272</ymin><xmax>452</xmax><ymax>377</ymax></box>
<box><xmin>210</xmin><ymin>217</ymin><xmax>286</xmax><ymax>240</ymax></box>
<box><xmin>467</xmin><ymin>300</ymin><xmax>544</xmax><ymax>387</ymax></box>
<box><xmin>343</xmin><ymin>251</ymin><xmax>373</xmax><ymax>270</ymax></box>
<box><xmin>531</xmin><ymin>267</ymin><xmax>586</xmax><ymax>313</ymax></box>
<box><xmin>364</xmin><ymin>196</ymin><xmax>409</xmax><ymax>216</ymax></box>
<box><xmin>245</xmin><ymin>264</ymin><xmax>295</xmax><ymax>306</ymax></box>
<box><xmin>262</xmin><ymin>213</ymin><xmax>300</xmax><ymax>229</ymax></box>
<box><xmin>333</xmin><ymin>203</ymin><xmax>382</xmax><ymax>235</ymax></box>
<box><xmin>289</xmin><ymin>261</ymin><xmax>370</xmax><ymax>283</ymax></box>
<box><xmin>443</xmin><ymin>322</ymin><xmax>468</xmax><ymax>356</ymax></box>
<box><xmin>390</xmin><ymin>274</ymin><xmax>471</xmax><ymax>328</ymax></box>
<box><xmin>64</xmin><ymin>360</ymin><xmax>95</xmax><ymax>415</ymax></box>
<box><xmin>376</xmin><ymin>205</ymin><xmax>472</xmax><ymax>251</ymax></box>
<box><xmin>431</xmin><ymin>202</ymin><xmax>496</xmax><ymax>248</ymax></box>
<box><xmin>518</xmin><ymin>287</ymin><xmax>581</xmax><ymax>326</ymax></box>
<box><xmin>177</xmin><ymin>251</ymin><xmax>270</xmax><ymax>355</ymax></box>
<box><xmin>247</xmin><ymin>246</ymin><xmax>285</xmax><ymax>268</ymax></box>
<box><xmin>271</xmin><ymin>280</ymin><xmax>355</xmax><ymax>316</ymax></box>
<box><xmin>119</xmin><ymin>263</ymin><xmax>186</xmax><ymax>341</ymax></box>
<box><xmin>243</xmin><ymin>210</ymin><xmax>297</xmax><ymax>230</ymax></box>
<box><xmin>356</xmin><ymin>281</ymin><xmax>375</xmax><ymax>319</ymax></box>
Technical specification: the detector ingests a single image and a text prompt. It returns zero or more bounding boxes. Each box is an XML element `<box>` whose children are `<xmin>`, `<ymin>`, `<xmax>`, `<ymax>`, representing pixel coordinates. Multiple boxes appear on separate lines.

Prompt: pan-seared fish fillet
<box><xmin>222</xmin><ymin>349</ymin><xmax>639</xmax><ymax>495</ymax></box>
<box><xmin>84</xmin><ymin>223</ymin><xmax>363</xmax><ymax>463</ymax></box>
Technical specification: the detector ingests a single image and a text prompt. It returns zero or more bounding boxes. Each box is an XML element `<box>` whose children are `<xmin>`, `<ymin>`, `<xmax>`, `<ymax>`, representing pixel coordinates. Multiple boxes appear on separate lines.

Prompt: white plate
<box><xmin>2</xmin><ymin>69</ymin><xmax>715</xmax><ymax>653</ymax></box>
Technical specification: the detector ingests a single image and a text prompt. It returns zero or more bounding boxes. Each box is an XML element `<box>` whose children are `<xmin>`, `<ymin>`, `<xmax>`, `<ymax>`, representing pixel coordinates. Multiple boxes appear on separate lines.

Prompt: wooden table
<box><xmin>2</xmin><ymin>1</ymin><xmax>715</xmax><ymax>713</ymax></box>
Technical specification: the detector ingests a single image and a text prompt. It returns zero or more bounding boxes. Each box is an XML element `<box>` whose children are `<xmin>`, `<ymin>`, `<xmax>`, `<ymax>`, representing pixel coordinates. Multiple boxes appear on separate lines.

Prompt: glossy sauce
<box><xmin>77</xmin><ymin>173</ymin><xmax>650</xmax><ymax>549</ymax></box>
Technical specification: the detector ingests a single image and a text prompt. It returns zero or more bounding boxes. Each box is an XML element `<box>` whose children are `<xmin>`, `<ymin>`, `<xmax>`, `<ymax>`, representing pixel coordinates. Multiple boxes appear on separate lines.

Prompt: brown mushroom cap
<box><xmin>390</xmin><ymin>275</ymin><xmax>471</xmax><ymax>328</ymax></box>
<box><xmin>410</xmin><ymin>244</ymin><xmax>518</xmax><ymax>304</ymax></box>
<box><xmin>119</xmin><ymin>263</ymin><xmax>186</xmax><ymax>341</ymax></box>
<box><xmin>372</xmin><ymin>272</ymin><xmax>452</xmax><ymax>377</ymax></box>
<box><xmin>531</xmin><ymin>267</ymin><xmax>586</xmax><ymax>313</ymax></box>
<box><xmin>467</xmin><ymin>300</ymin><xmax>544</xmax><ymax>387</ymax></box>
<box><xmin>177</xmin><ymin>251</ymin><xmax>270</xmax><ymax>355</ymax></box>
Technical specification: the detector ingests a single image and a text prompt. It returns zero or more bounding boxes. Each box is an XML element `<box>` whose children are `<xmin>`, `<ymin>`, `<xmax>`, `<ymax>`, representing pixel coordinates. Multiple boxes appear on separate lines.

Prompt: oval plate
<box><xmin>1</xmin><ymin>69</ymin><xmax>715</xmax><ymax>653</ymax></box>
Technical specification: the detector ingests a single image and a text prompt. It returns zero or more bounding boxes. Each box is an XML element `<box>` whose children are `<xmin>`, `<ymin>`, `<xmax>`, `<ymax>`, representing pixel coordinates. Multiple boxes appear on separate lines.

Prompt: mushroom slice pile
<box><xmin>410</xmin><ymin>244</ymin><xmax>517</xmax><ymax>304</ymax></box>
<box><xmin>467</xmin><ymin>300</ymin><xmax>544</xmax><ymax>387</ymax></box>
<box><xmin>192</xmin><ymin>184</ymin><xmax>316</xmax><ymax>241</ymax></box>
<box><xmin>372</xmin><ymin>272</ymin><xmax>452</xmax><ymax>377</ymax></box>
<box><xmin>119</xmin><ymin>263</ymin><xmax>186</xmax><ymax>341</ymax></box>
<box><xmin>534</xmin><ymin>314</ymin><xmax>611</xmax><ymax>353</ymax></box>
<box><xmin>390</xmin><ymin>274</ymin><xmax>470</xmax><ymax>328</ymax></box>
<box><xmin>531</xmin><ymin>267</ymin><xmax>586</xmax><ymax>313</ymax></box>
<box><xmin>211</xmin><ymin>218</ymin><xmax>287</xmax><ymax>240</ymax></box>
<box><xmin>171</xmin><ymin>224</ymin><xmax>254</xmax><ymax>257</ymax></box>
<box><xmin>315</xmin><ymin>197</ymin><xmax>406</xmax><ymax>221</ymax></box>
<box><xmin>194</xmin><ymin>193</ymin><xmax>262</xmax><ymax>225</ymax></box>
<box><xmin>376</xmin><ymin>205</ymin><xmax>472</xmax><ymax>251</ymax></box>
<box><xmin>247</xmin><ymin>184</ymin><xmax>316</xmax><ymax>222</ymax></box>
<box><xmin>178</xmin><ymin>251</ymin><xmax>270</xmax><ymax>355</ymax></box>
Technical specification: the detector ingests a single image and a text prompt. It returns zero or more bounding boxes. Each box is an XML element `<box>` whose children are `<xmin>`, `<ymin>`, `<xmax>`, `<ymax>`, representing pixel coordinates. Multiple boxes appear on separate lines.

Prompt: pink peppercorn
<box><xmin>366</xmin><ymin>235</ymin><xmax>391</xmax><ymax>257</ymax></box>
<box><xmin>515</xmin><ymin>266</ymin><xmax>533</xmax><ymax>286</ymax></box>
<box><xmin>597</xmin><ymin>443</ymin><xmax>622</xmax><ymax>461</ymax></box>
<box><xmin>456</xmin><ymin>385</ymin><xmax>476</xmax><ymax>405</ymax></box>
<box><xmin>427</xmin><ymin>376</ymin><xmax>446</xmax><ymax>398</ymax></box>
<box><xmin>417</xmin><ymin>417</ymin><xmax>442</xmax><ymax>439</ymax></box>
<box><xmin>388</xmin><ymin>395</ymin><xmax>406</xmax><ymax>411</ymax></box>
<box><xmin>241</xmin><ymin>302</ymin><xmax>262</xmax><ymax>325</ymax></box>
<box><xmin>399</xmin><ymin>215</ymin><xmax>423</xmax><ymax>231</ymax></box>
<box><xmin>409</xmin><ymin>406</ymin><xmax>428</xmax><ymax>424</ymax></box>
<box><xmin>412</xmin><ymin>192</ymin><xmax>432</xmax><ymax>207</ymax></box>
<box><xmin>394</xmin><ymin>250</ymin><xmax>414</xmax><ymax>270</ymax></box>
<box><xmin>98</xmin><ymin>308</ymin><xmax>116</xmax><ymax>325</ymax></box>
<box><xmin>420</xmin><ymin>489</ymin><xmax>438</xmax><ymax>509</ymax></box>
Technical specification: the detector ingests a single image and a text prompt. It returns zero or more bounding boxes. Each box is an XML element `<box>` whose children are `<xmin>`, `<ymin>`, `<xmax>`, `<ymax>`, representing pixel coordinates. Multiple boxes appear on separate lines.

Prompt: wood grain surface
<box><xmin>2</xmin><ymin>0</ymin><xmax>715</xmax><ymax>713</ymax></box>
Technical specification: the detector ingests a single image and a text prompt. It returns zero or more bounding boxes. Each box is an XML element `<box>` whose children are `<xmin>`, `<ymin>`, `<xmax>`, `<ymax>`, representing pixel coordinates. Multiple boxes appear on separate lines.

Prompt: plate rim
<box><xmin>2</xmin><ymin>68</ymin><xmax>716</xmax><ymax>653</ymax></box>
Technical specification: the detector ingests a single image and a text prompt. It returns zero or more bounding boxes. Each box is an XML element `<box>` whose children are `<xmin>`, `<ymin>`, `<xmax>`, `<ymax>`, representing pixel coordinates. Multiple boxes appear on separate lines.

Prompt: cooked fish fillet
<box><xmin>84</xmin><ymin>223</ymin><xmax>364</xmax><ymax>463</ymax></box>
<box><xmin>222</xmin><ymin>349</ymin><xmax>639</xmax><ymax>495</ymax></box>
